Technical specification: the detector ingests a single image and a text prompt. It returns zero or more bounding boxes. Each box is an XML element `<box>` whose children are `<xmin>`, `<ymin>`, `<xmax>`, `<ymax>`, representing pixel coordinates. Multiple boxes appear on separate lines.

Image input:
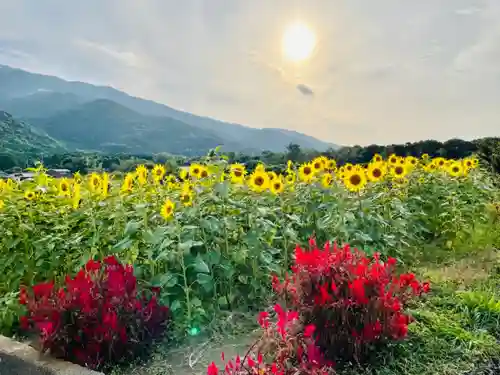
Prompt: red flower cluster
<box><xmin>275</xmin><ymin>239</ymin><xmax>430</xmax><ymax>363</ymax></box>
<box><xmin>19</xmin><ymin>256</ymin><xmax>170</xmax><ymax>370</ymax></box>
<box><xmin>205</xmin><ymin>239</ymin><xmax>429</xmax><ymax>374</ymax></box>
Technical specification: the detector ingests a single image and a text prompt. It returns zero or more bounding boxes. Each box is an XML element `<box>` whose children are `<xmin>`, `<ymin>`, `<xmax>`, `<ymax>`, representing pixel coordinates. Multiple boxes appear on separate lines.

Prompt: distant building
<box><xmin>47</xmin><ymin>169</ymin><xmax>72</xmax><ymax>178</ymax></box>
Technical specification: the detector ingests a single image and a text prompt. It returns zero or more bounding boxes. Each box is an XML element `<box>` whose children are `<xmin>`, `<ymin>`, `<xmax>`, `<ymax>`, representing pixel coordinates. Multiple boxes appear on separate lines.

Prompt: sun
<box><xmin>282</xmin><ymin>22</ymin><xmax>316</xmax><ymax>62</ymax></box>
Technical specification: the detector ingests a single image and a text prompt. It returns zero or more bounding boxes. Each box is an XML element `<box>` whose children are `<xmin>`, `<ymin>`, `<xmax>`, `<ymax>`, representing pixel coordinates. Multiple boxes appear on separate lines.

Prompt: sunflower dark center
<box><xmin>350</xmin><ymin>174</ymin><xmax>362</xmax><ymax>185</ymax></box>
<box><xmin>372</xmin><ymin>169</ymin><xmax>382</xmax><ymax>178</ymax></box>
<box><xmin>453</xmin><ymin>167</ymin><xmax>459</xmax><ymax>173</ymax></box>
<box><xmin>274</xmin><ymin>182</ymin><xmax>281</xmax><ymax>190</ymax></box>
<box><xmin>193</xmin><ymin>168</ymin><xmax>200</xmax><ymax>175</ymax></box>
<box><xmin>255</xmin><ymin>176</ymin><xmax>264</xmax><ymax>186</ymax></box>
<box><xmin>234</xmin><ymin>170</ymin><xmax>242</xmax><ymax>177</ymax></box>
<box><xmin>304</xmin><ymin>167</ymin><xmax>312</xmax><ymax>175</ymax></box>
<box><xmin>201</xmin><ymin>171</ymin><xmax>208</xmax><ymax>178</ymax></box>
<box><xmin>395</xmin><ymin>167</ymin><xmax>404</xmax><ymax>175</ymax></box>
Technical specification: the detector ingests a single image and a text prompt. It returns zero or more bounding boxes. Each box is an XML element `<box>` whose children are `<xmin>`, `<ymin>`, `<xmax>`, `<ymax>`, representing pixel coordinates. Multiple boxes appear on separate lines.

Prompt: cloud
<box><xmin>74</xmin><ymin>39</ymin><xmax>142</xmax><ymax>68</ymax></box>
<box><xmin>296</xmin><ymin>84</ymin><xmax>314</xmax><ymax>96</ymax></box>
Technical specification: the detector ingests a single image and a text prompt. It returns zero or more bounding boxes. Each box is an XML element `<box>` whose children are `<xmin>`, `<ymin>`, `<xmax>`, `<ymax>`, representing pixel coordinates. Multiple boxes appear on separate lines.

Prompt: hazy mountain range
<box><xmin>0</xmin><ymin>65</ymin><xmax>336</xmax><ymax>156</ymax></box>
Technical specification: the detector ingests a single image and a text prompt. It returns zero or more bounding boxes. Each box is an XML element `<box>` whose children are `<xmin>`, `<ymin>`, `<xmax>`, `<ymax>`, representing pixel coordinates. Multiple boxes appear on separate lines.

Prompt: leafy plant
<box><xmin>19</xmin><ymin>255</ymin><xmax>170</xmax><ymax>371</ymax></box>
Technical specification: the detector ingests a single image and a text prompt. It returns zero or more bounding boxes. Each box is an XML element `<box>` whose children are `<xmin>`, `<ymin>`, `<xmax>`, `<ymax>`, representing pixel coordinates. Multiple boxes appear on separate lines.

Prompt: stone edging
<box><xmin>0</xmin><ymin>335</ymin><xmax>103</xmax><ymax>375</ymax></box>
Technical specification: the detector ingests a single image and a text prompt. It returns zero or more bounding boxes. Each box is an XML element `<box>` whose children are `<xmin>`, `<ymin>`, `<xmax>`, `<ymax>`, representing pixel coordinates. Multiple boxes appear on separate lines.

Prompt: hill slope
<box><xmin>0</xmin><ymin>111</ymin><xmax>65</xmax><ymax>166</ymax></box>
<box><xmin>27</xmin><ymin>99</ymin><xmax>231</xmax><ymax>156</ymax></box>
<box><xmin>0</xmin><ymin>65</ymin><xmax>336</xmax><ymax>153</ymax></box>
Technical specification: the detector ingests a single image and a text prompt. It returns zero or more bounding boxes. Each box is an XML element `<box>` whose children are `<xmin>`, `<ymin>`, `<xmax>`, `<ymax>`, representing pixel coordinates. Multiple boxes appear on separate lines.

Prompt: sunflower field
<box><xmin>0</xmin><ymin>151</ymin><xmax>499</xmax><ymax>373</ymax></box>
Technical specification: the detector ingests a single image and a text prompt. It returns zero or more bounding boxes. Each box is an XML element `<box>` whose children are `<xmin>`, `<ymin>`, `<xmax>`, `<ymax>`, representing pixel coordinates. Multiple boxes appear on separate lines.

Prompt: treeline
<box><xmin>1</xmin><ymin>137</ymin><xmax>499</xmax><ymax>175</ymax></box>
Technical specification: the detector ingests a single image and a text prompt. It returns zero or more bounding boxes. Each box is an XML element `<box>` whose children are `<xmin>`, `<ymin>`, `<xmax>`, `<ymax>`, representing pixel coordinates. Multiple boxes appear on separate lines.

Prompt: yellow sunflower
<box><xmin>421</xmin><ymin>153</ymin><xmax>429</xmax><ymax>160</ymax></box>
<box><xmin>58</xmin><ymin>178</ymin><xmax>71</xmax><ymax>196</ymax></box>
<box><xmin>326</xmin><ymin>159</ymin><xmax>337</xmax><ymax>171</ymax></box>
<box><xmin>189</xmin><ymin>164</ymin><xmax>203</xmax><ymax>179</ymax></box>
<box><xmin>230</xmin><ymin>163</ymin><xmax>246</xmax><ymax>183</ymax></box>
<box><xmin>121</xmin><ymin>173</ymin><xmax>135</xmax><ymax>193</ymax></box>
<box><xmin>270</xmin><ymin>175</ymin><xmax>285</xmax><ymax>195</ymax></box>
<box><xmin>388</xmin><ymin>154</ymin><xmax>398</xmax><ymax>165</ymax></box>
<box><xmin>152</xmin><ymin>164</ymin><xmax>166</xmax><ymax>181</ymax></box>
<box><xmin>88</xmin><ymin>173</ymin><xmax>101</xmax><ymax>192</ymax></box>
<box><xmin>391</xmin><ymin>164</ymin><xmax>408</xmax><ymax>179</ymax></box>
<box><xmin>285</xmin><ymin>172</ymin><xmax>296</xmax><ymax>185</ymax></box>
<box><xmin>447</xmin><ymin>161</ymin><xmax>463</xmax><ymax>177</ymax></box>
<box><xmin>101</xmin><ymin>173</ymin><xmax>110</xmax><ymax>197</ymax></box>
<box><xmin>248</xmin><ymin>170</ymin><xmax>269</xmax><ymax>192</ymax></box>
<box><xmin>72</xmin><ymin>183</ymin><xmax>81</xmax><ymax>209</ymax></box>
<box><xmin>433</xmin><ymin>157</ymin><xmax>447</xmax><ymax>169</ymax></box>
<box><xmin>372</xmin><ymin>154</ymin><xmax>383</xmax><ymax>163</ymax></box>
<box><xmin>321</xmin><ymin>173</ymin><xmax>334</xmax><ymax>188</ymax></box>
<box><xmin>267</xmin><ymin>171</ymin><xmax>278</xmax><ymax>182</ymax></box>
<box><xmin>462</xmin><ymin>158</ymin><xmax>474</xmax><ymax>170</ymax></box>
<box><xmin>198</xmin><ymin>166</ymin><xmax>209</xmax><ymax>179</ymax></box>
<box><xmin>135</xmin><ymin>165</ymin><xmax>148</xmax><ymax>185</ymax></box>
<box><xmin>286</xmin><ymin>160</ymin><xmax>293</xmax><ymax>172</ymax></box>
<box><xmin>24</xmin><ymin>190</ymin><xmax>36</xmax><ymax>201</ymax></box>
<box><xmin>0</xmin><ymin>199</ymin><xmax>4</xmax><ymax>211</ymax></box>
<box><xmin>344</xmin><ymin>163</ymin><xmax>354</xmax><ymax>173</ymax></box>
<box><xmin>180</xmin><ymin>191</ymin><xmax>194</xmax><ymax>207</ymax></box>
<box><xmin>405</xmin><ymin>156</ymin><xmax>418</xmax><ymax>168</ymax></box>
<box><xmin>73</xmin><ymin>172</ymin><xmax>83</xmax><ymax>184</ymax></box>
<box><xmin>179</xmin><ymin>168</ymin><xmax>189</xmax><ymax>181</ymax></box>
<box><xmin>298</xmin><ymin>163</ymin><xmax>315</xmax><ymax>183</ymax></box>
<box><xmin>367</xmin><ymin>162</ymin><xmax>386</xmax><ymax>182</ymax></box>
<box><xmin>343</xmin><ymin>170</ymin><xmax>367</xmax><ymax>192</ymax></box>
<box><xmin>160</xmin><ymin>199</ymin><xmax>175</xmax><ymax>220</ymax></box>
<box><xmin>311</xmin><ymin>157</ymin><xmax>325</xmax><ymax>173</ymax></box>
<box><xmin>255</xmin><ymin>163</ymin><xmax>266</xmax><ymax>173</ymax></box>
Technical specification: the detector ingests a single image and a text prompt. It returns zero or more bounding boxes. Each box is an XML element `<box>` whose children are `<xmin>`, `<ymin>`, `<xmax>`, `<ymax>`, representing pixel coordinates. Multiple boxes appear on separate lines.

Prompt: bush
<box><xmin>19</xmin><ymin>255</ymin><xmax>170</xmax><ymax>371</ymax></box>
<box><xmin>208</xmin><ymin>239</ymin><xmax>430</xmax><ymax>374</ymax></box>
<box><xmin>274</xmin><ymin>239</ymin><xmax>430</xmax><ymax>363</ymax></box>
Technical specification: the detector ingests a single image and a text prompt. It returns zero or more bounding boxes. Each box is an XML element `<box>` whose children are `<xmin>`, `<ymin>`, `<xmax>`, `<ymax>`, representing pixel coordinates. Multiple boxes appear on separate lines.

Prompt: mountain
<box><xmin>0</xmin><ymin>111</ymin><xmax>65</xmax><ymax>156</ymax></box>
<box><xmin>27</xmin><ymin>99</ymin><xmax>232</xmax><ymax>155</ymax></box>
<box><xmin>0</xmin><ymin>65</ymin><xmax>337</xmax><ymax>153</ymax></box>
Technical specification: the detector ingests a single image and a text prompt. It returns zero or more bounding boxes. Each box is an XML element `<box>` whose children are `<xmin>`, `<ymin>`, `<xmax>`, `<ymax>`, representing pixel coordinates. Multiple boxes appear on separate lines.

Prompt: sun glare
<box><xmin>282</xmin><ymin>22</ymin><xmax>316</xmax><ymax>62</ymax></box>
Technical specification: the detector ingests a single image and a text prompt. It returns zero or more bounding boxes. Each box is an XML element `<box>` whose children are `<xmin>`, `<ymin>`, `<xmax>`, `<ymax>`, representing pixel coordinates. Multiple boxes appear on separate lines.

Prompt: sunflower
<box><xmin>181</xmin><ymin>182</ymin><xmax>194</xmax><ymax>193</ymax></box>
<box><xmin>447</xmin><ymin>161</ymin><xmax>463</xmax><ymax>177</ymax></box>
<box><xmin>199</xmin><ymin>166</ymin><xmax>209</xmax><ymax>179</ymax></box>
<box><xmin>270</xmin><ymin>176</ymin><xmax>285</xmax><ymax>195</ymax></box>
<box><xmin>180</xmin><ymin>191</ymin><xmax>194</xmax><ymax>207</ymax></box>
<box><xmin>248</xmin><ymin>170</ymin><xmax>269</xmax><ymax>192</ymax></box>
<box><xmin>472</xmin><ymin>157</ymin><xmax>479</xmax><ymax>167</ymax></box>
<box><xmin>286</xmin><ymin>160</ymin><xmax>293</xmax><ymax>172</ymax></box>
<box><xmin>388</xmin><ymin>154</ymin><xmax>398</xmax><ymax>165</ymax></box>
<box><xmin>343</xmin><ymin>171</ymin><xmax>367</xmax><ymax>192</ymax></box>
<box><xmin>255</xmin><ymin>163</ymin><xmax>266</xmax><ymax>173</ymax></box>
<box><xmin>58</xmin><ymin>178</ymin><xmax>71</xmax><ymax>196</ymax></box>
<box><xmin>391</xmin><ymin>164</ymin><xmax>408</xmax><ymax>179</ymax></box>
<box><xmin>372</xmin><ymin>154</ymin><xmax>383</xmax><ymax>163</ymax></box>
<box><xmin>285</xmin><ymin>172</ymin><xmax>296</xmax><ymax>185</ymax></box>
<box><xmin>425</xmin><ymin>163</ymin><xmax>438</xmax><ymax>173</ymax></box>
<box><xmin>101</xmin><ymin>173</ymin><xmax>110</xmax><ymax>197</ymax></box>
<box><xmin>179</xmin><ymin>168</ymin><xmax>189</xmax><ymax>181</ymax></box>
<box><xmin>321</xmin><ymin>173</ymin><xmax>334</xmax><ymax>188</ymax></box>
<box><xmin>24</xmin><ymin>190</ymin><xmax>36</xmax><ymax>201</ymax></box>
<box><xmin>326</xmin><ymin>159</ymin><xmax>337</xmax><ymax>171</ymax></box>
<box><xmin>136</xmin><ymin>165</ymin><xmax>148</xmax><ymax>185</ymax></box>
<box><xmin>73</xmin><ymin>172</ymin><xmax>83</xmax><ymax>184</ymax></box>
<box><xmin>230</xmin><ymin>163</ymin><xmax>246</xmax><ymax>181</ymax></box>
<box><xmin>462</xmin><ymin>158</ymin><xmax>474</xmax><ymax>170</ymax></box>
<box><xmin>267</xmin><ymin>171</ymin><xmax>278</xmax><ymax>182</ymax></box>
<box><xmin>153</xmin><ymin>164</ymin><xmax>166</xmax><ymax>181</ymax></box>
<box><xmin>298</xmin><ymin>163</ymin><xmax>315</xmax><ymax>183</ymax></box>
<box><xmin>72</xmin><ymin>183</ymin><xmax>81</xmax><ymax>209</ymax></box>
<box><xmin>160</xmin><ymin>199</ymin><xmax>175</xmax><ymax>220</ymax></box>
<box><xmin>367</xmin><ymin>162</ymin><xmax>386</xmax><ymax>182</ymax></box>
<box><xmin>433</xmin><ymin>157</ymin><xmax>447</xmax><ymax>169</ymax></box>
<box><xmin>121</xmin><ymin>173</ymin><xmax>135</xmax><ymax>193</ymax></box>
<box><xmin>311</xmin><ymin>157</ymin><xmax>325</xmax><ymax>173</ymax></box>
<box><xmin>0</xmin><ymin>199</ymin><xmax>4</xmax><ymax>211</ymax></box>
<box><xmin>344</xmin><ymin>163</ymin><xmax>354</xmax><ymax>173</ymax></box>
<box><xmin>405</xmin><ymin>156</ymin><xmax>418</xmax><ymax>168</ymax></box>
<box><xmin>421</xmin><ymin>153</ymin><xmax>429</xmax><ymax>160</ymax></box>
<box><xmin>189</xmin><ymin>164</ymin><xmax>203</xmax><ymax>179</ymax></box>
<box><xmin>88</xmin><ymin>173</ymin><xmax>101</xmax><ymax>192</ymax></box>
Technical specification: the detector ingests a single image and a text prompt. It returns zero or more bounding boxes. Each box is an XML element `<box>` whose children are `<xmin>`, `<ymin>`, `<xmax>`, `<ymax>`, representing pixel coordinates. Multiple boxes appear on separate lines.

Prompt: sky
<box><xmin>0</xmin><ymin>0</ymin><xmax>499</xmax><ymax>146</ymax></box>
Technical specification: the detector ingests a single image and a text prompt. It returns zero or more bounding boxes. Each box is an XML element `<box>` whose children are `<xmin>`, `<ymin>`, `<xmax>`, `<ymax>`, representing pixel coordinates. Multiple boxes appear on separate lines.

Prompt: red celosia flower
<box><xmin>258</xmin><ymin>311</ymin><xmax>270</xmax><ymax>328</ymax></box>
<box><xmin>422</xmin><ymin>282</ymin><xmax>431</xmax><ymax>293</ymax></box>
<box><xmin>207</xmin><ymin>361</ymin><xmax>219</xmax><ymax>375</ymax></box>
<box><xmin>32</xmin><ymin>281</ymin><xmax>54</xmax><ymax>297</ymax></box>
<box><xmin>304</xmin><ymin>324</ymin><xmax>316</xmax><ymax>338</ymax></box>
<box><xmin>19</xmin><ymin>287</ymin><xmax>28</xmax><ymax>305</ymax></box>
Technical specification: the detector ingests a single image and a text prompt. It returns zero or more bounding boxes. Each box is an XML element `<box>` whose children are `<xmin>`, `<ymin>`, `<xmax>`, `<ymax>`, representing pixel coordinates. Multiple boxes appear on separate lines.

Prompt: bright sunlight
<box><xmin>282</xmin><ymin>22</ymin><xmax>316</xmax><ymax>62</ymax></box>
